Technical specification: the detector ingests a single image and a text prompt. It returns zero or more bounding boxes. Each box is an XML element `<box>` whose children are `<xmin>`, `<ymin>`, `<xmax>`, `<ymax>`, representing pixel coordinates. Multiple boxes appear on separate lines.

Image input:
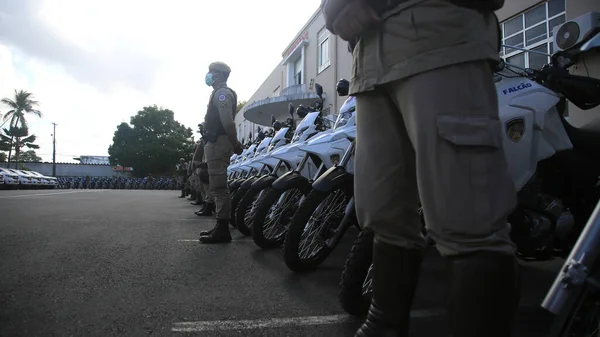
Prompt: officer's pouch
<box><xmin>203</xmin><ymin>131</ymin><xmax>218</xmax><ymax>143</ymax></box>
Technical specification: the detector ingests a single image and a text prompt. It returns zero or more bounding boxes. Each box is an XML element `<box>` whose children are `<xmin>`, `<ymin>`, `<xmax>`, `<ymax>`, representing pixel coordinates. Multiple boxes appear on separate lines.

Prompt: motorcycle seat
<box><xmin>562</xmin><ymin>116</ymin><xmax>600</xmax><ymax>156</ymax></box>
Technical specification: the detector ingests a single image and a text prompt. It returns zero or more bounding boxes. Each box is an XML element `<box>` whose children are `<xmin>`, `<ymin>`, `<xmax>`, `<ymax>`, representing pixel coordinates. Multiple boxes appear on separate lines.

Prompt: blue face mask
<box><xmin>205</xmin><ymin>73</ymin><xmax>215</xmax><ymax>86</ymax></box>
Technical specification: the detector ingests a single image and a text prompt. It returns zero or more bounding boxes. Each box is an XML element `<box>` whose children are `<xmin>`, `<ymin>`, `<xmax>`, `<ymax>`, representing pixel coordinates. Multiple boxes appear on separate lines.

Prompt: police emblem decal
<box><xmin>218</xmin><ymin>94</ymin><xmax>226</xmax><ymax>101</ymax></box>
<box><xmin>506</xmin><ymin>117</ymin><xmax>525</xmax><ymax>142</ymax></box>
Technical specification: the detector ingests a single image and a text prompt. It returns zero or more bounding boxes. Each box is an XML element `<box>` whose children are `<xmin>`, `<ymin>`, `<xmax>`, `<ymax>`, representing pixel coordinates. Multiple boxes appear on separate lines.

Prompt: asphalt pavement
<box><xmin>0</xmin><ymin>189</ymin><xmax>560</xmax><ymax>336</ymax></box>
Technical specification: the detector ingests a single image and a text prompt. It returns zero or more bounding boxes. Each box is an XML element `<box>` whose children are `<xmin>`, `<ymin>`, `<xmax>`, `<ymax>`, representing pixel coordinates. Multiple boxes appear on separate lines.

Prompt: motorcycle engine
<box><xmin>509</xmin><ymin>192</ymin><xmax>575</xmax><ymax>261</ymax></box>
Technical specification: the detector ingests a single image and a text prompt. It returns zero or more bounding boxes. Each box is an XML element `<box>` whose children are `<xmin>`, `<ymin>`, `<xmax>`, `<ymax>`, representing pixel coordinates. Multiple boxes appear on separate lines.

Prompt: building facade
<box><xmin>236</xmin><ymin>0</ymin><xmax>600</xmax><ymax>140</ymax></box>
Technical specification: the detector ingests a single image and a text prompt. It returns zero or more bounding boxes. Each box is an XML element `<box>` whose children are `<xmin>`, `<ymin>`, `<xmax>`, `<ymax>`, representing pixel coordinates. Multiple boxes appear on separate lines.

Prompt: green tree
<box><xmin>0</xmin><ymin>126</ymin><xmax>40</xmax><ymax>169</ymax></box>
<box><xmin>236</xmin><ymin>100</ymin><xmax>247</xmax><ymax>113</ymax></box>
<box><xmin>1</xmin><ymin>90</ymin><xmax>42</xmax><ymax>164</ymax></box>
<box><xmin>0</xmin><ymin>152</ymin><xmax>6</xmax><ymax>162</ymax></box>
<box><xmin>19</xmin><ymin>150</ymin><xmax>42</xmax><ymax>162</ymax></box>
<box><xmin>108</xmin><ymin>105</ymin><xmax>195</xmax><ymax>177</ymax></box>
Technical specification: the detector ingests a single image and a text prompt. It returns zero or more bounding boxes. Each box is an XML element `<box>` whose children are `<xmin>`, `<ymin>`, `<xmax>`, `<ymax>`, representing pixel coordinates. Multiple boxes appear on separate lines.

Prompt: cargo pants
<box><xmin>354</xmin><ymin>61</ymin><xmax>518</xmax><ymax>257</ymax></box>
<box><xmin>204</xmin><ymin>135</ymin><xmax>233</xmax><ymax>220</ymax></box>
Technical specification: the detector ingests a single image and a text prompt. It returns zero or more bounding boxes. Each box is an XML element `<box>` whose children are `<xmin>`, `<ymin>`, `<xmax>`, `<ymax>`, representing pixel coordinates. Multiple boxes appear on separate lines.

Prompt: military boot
<box><xmin>199</xmin><ymin>219</ymin><xmax>232</xmax><ymax>244</ymax></box>
<box><xmin>191</xmin><ymin>193</ymin><xmax>203</xmax><ymax>205</ymax></box>
<box><xmin>448</xmin><ymin>251</ymin><xmax>520</xmax><ymax>337</ymax></box>
<box><xmin>354</xmin><ymin>239</ymin><xmax>423</xmax><ymax>337</ymax></box>
<box><xmin>196</xmin><ymin>202</ymin><xmax>215</xmax><ymax>217</ymax></box>
<box><xmin>187</xmin><ymin>190</ymin><xmax>196</xmax><ymax>201</ymax></box>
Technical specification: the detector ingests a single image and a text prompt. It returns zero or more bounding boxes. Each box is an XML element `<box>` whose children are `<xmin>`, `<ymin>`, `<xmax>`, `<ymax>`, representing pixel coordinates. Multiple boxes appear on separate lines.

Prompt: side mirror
<box><xmin>315</xmin><ymin>83</ymin><xmax>323</xmax><ymax>99</ymax></box>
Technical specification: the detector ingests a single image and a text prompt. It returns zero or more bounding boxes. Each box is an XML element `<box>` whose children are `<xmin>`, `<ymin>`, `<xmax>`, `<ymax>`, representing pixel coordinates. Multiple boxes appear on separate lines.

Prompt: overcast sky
<box><xmin>0</xmin><ymin>0</ymin><xmax>322</xmax><ymax>163</ymax></box>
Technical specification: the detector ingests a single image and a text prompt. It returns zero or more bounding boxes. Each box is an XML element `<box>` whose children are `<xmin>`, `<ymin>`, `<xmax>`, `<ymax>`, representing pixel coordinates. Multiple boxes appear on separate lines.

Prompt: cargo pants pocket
<box><xmin>435</xmin><ymin>114</ymin><xmax>504</xmax><ymax>239</ymax></box>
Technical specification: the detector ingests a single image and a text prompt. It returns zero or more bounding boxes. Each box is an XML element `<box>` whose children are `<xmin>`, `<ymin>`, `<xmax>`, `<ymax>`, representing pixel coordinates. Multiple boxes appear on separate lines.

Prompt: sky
<box><xmin>0</xmin><ymin>0</ymin><xmax>322</xmax><ymax>163</ymax></box>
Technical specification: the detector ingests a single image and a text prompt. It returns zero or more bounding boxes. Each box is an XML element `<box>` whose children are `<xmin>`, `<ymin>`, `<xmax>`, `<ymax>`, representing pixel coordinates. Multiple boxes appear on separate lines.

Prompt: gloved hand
<box><xmin>323</xmin><ymin>0</ymin><xmax>380</xmax><ymax>41</ymax></box>
<box><xmin>233</xmin><ymin>140</ymin><xmax>244</xmax><ymax>155</ymax></box>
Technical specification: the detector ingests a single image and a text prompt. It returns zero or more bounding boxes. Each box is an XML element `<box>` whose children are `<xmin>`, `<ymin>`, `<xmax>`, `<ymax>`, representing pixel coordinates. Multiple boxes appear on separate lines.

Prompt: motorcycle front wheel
<box><xmin>283</xmin><ymin>187</ymin><xmax>353</xmax><ymax>272</ymax></box>
<box><xmin>230</xmin><ymin>184</ymin><xmax>250</xmax><ymax>228</ymax></box>
<box><xmin>251</xmin><ymin>185</ymin><xmax>305</xmax><ymax>249</ymax></box>
<box><xmin>235</xmin><ymin>186</ymin><xmax>268</xmax><ymax>236</ymax></box>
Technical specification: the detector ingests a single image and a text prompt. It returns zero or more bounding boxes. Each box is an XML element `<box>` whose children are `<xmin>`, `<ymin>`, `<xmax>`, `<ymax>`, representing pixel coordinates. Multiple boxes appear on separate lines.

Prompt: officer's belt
<box><xmin>203</xmin><ymin>129</ymin><xmax>224</xmax><ymax>143</ymax></box>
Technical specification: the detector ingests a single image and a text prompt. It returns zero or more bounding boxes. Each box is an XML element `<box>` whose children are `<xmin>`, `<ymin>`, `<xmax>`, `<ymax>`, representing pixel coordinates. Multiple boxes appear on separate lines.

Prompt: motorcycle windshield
<box><xmin>292</xmin><ymin>111</ymin><xmax>320</xmax><ymax>143</ymax></box>
<box><xmin>334</xmin><ymin>96</ymin><xmax>356</xmax><ymax>130</ymax></box>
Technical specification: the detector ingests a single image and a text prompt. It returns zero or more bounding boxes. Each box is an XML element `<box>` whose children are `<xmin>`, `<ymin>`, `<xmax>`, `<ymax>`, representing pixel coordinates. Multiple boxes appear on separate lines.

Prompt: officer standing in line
<box><xmin>198</xmin><ymin>61</ymin><xmax>243</xmax><ymax>244</ymax></box>
<box><xmin>322</xmin><ymin>1</ymin><xmax>519</xmax><ymax>336</ymax></box>
<box><xmin>194</xmin><ymin>123</ymin><xmax>216</xmax><ymax>216</ymax></box>
<box><xmin>188</xmin><ymin>142</ymin><xmax>201</xmax><ymax>204</ymax></box>
<box><xmin>176</xmin><ymin>158</ymin><xmax>188</xmax><ymax>198</ymax></box>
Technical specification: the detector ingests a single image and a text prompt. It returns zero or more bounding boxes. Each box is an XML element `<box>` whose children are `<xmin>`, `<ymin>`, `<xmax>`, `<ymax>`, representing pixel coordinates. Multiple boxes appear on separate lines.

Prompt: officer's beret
<box><xmin>209</xmin><ymin>62</ymin><xmax>231</xmax><ymax>74</ymax></box>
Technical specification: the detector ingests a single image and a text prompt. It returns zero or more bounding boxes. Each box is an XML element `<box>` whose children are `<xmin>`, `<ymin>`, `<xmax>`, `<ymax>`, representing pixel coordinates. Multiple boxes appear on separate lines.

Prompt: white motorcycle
<box><xmin>282</xmin><ymin>95</ymin><xmax>359</xmax><ymax>272</ymax></box>
<box><xmin>249</xmin><ymin>84</ymin><xmax>356</xmax><ymax>249</ymax></box>
<box><xmin>338</xmin><ymin>32</ymin><xmax>600</xmax><ymax>320</ymax></box>
<box><xmin>233</xmin><ymin>115</ymin><xmax>299</xmax><ymax>235</ymax></box>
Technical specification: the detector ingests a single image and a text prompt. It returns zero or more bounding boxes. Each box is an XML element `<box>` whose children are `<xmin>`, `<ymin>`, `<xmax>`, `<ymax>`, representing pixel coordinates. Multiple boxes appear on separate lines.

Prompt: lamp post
<box><xmin>51</xmin><ymin>122</ymin><xmax>57</xmax><ymax>177</ymax></box>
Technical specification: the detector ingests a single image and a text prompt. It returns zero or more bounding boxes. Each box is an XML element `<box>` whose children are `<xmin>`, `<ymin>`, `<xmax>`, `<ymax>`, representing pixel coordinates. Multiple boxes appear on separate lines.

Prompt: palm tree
<box><xmin>1</xmin><ymin>90</ymin><xmax>42</xmax><ymax>164</ymax></box>
<box><xmin>1</xmin><ymin>126</ymin><xmax>40</xmax><ymax>169</ymax></box>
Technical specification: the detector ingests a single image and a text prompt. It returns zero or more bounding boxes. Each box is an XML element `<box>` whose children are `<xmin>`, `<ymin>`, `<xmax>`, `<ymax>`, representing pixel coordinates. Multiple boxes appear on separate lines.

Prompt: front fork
<box><xmin>543</xmin><ymin>198</ymin><xmax>600</xmax><ymax>315</ymax></box>
<box><xmin>325</xmin><ymin>196</ymin><xmax>359</xmax><ymax>248</ymax></box>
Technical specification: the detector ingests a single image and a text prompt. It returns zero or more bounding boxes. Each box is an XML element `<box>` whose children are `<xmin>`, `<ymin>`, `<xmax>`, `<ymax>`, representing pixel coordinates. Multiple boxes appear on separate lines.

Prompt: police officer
<box><xmin>176</xmin><ymin>158</ymin><xmax>188</xmax><ymax>198</ymax></box>
<box><xmin>194</xmin><ymin>123</ymin><xmax>216</xmax><ymax>216</ymax></box>
<box><xmin>323</xmin><ymin>1</ymin><xmax>519</xmax><ymax>336</ymax></box>
<box><xmin>188</xmin><ymin>142</ymin><xmax>201</xmax><ymax>204</ymax></box>
<box><xmin>194</xmin><ymin>123</ymin><xmax>215</xmax><ymax>214</ymax></box>
<box><xmin>198</xmin><ymin>61</ymin><xmax>243</xmax><ymax>244</ymax></box>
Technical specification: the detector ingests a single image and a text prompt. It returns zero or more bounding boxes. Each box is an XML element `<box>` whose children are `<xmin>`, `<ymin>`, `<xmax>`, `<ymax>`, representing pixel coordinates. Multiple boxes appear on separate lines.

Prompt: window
<box><xmin>318</xmin><ymin>27</ymin><xmax>331</xmax><ymax>73</ymax></box>
<box><xmin>293</xmin><ymin>57</ymin><xmax>303</xmax><ymax>85</ymax></box>
<box><xmin>500</xmin><ymin>0</ymin><xmax>566</xmax><ymax>69</ymax></box>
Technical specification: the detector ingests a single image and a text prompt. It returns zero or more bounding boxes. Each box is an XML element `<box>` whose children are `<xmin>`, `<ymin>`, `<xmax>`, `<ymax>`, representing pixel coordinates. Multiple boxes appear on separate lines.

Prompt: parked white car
<box><xmin>0</xmin><ymin>168</ymin><xmax>19</xmax><ymax>189</ymax></box>
<box><xmin>6</xmin><ymin>169</ymin><xmax>41</xmax><ymax>188</ymax></box>
<box><xmin>28</xmin><ymin>171</ymin><xmax>58</xmax><ymax>189</ymax></box>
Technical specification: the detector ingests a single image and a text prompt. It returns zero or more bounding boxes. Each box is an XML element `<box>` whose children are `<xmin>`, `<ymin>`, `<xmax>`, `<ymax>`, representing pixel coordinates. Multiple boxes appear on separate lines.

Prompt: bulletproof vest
<box><xmin>204</xmin><ymin>86</ymin><xmax>237</xmax><ymax>137</ymax></box>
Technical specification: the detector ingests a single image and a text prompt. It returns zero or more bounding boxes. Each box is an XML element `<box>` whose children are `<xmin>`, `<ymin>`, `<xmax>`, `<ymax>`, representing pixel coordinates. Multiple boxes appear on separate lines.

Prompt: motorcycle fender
<box><xmin>240</xmin><ymin>176</ymin><xmax>258</xmax><ymax>189</ymax></box>
<box><xmin>272</xmin><ymin>171</ymin><xmax>311</xmax><ymax>194</ymax></box>
<box><xmin>250</xmin><ymin>174</ymin><xmax>277</xmax><ymax>191</ymax></box>
<box><xmin>312</xmin><ymin>166</ymin><xmax>354</xmax><ymax>193</ymax></box>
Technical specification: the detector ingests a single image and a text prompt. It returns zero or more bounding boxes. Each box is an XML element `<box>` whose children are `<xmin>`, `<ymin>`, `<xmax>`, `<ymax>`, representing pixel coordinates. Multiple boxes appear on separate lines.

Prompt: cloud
<box><xmin>0</xmin><ymin>0</ymin><xmax>323</xmax><ymax>163</ymax></box>
<box><xmin>0</xmin><ymin>0</ymin><xmax>164</xmax><ymax>93</ymax></box>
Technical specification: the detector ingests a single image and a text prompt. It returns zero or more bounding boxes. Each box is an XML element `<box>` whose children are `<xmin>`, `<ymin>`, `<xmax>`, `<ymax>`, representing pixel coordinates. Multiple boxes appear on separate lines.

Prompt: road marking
<box><xmin>0</xmin><ymin>190</ymin><xmax>93</xmax><ymax>198</ymax></box>
<box><xmin>172</xmin><ymin>309</ymin><xmax>445</xmax><ymax>332</ymax></box>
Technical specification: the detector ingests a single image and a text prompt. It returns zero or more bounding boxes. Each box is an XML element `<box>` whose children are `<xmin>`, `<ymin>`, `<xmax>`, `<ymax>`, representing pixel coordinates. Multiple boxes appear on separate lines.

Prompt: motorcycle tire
<box><xmin>251</xmin><ymin>185</ymin><xmax>305</xmax><ymax>249</ymax></box>
<box><xmin>235</xmin><ymin>186</ymin><xmax>268</xmax><ymax>237</ymax></box>
<box><xmin>339</xmin><ymin>229</ymin><xmax>374</xmax><ymax>317</ymax></box>
<box><xmin>283</xmin><ymin>187</ymin><xmax>353</xmax><ymax>272</ymax></box>
<box><xmin>230</xmin><ymin>185</ymin><xmax>249</xmax><ymax>228</ymax></box>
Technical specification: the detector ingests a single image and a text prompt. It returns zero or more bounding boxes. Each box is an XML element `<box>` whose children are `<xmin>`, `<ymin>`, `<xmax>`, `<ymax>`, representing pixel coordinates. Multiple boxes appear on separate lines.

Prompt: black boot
<box><xmin>354</xmin><ymin>239</ymin><xmax>423</xmax><ymax>337</ymax></box>
<box><xmin>191</xmin><ymin>192</ymin><xmax>203</xmax><ymax>205</ymax></box>
<box><xmin>448</xmin><ymin>251</ymin><xmax>520</xmax><ymax>337</ymax></box>
<box><xmin>196</xmin><ymin>203</ymin><xmax>215</xmax><ymax>217</ymax></box>
<box><xmin>199</xmin><ymin>219</ymin><xmax>232</xmax><ymax>244</ymax></box>
<box><xmin>187</xmin><ymin>190</ymin><xmax>195</xmax><ymax>200</ymax></box>
<box><xmin>178</xmin><ymin>189</ymin><xmax>186</xmax><ymax>198</ymax></box>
